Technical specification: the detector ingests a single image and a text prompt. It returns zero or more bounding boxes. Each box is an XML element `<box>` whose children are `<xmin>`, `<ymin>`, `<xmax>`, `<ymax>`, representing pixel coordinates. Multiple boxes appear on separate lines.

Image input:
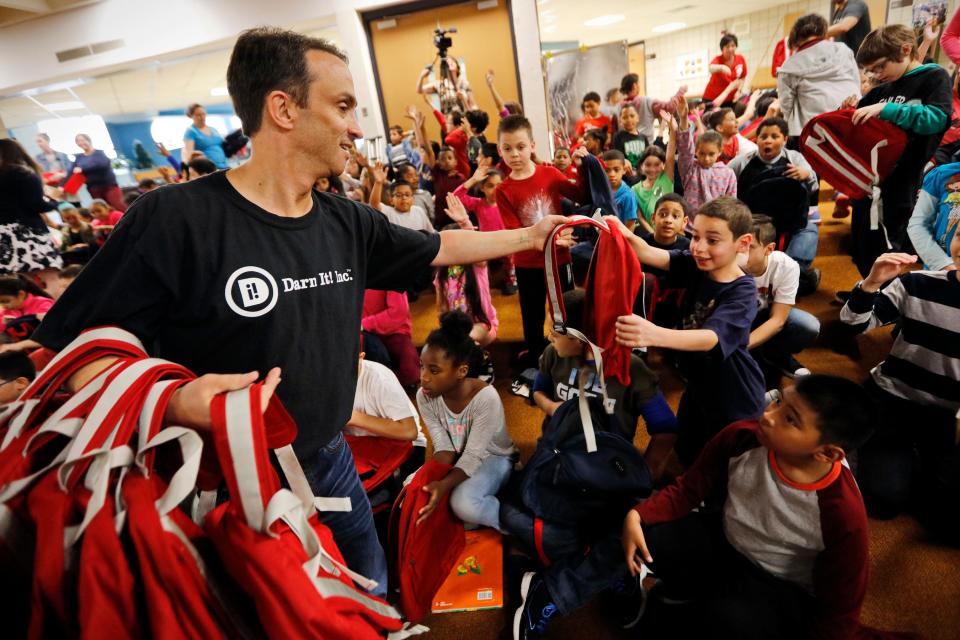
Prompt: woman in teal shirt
<box><xmin>182</xmin><ymin>103</ymin><xmax>228</xmax><ymax>170</ymax></box>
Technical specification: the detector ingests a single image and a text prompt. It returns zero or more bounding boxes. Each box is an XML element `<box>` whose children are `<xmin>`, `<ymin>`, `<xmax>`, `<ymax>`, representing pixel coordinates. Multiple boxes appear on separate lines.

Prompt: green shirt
<box><xmin>632</xmin><ymin>173</ymin><xmax>674</xmax><ymax>223</ymax></box>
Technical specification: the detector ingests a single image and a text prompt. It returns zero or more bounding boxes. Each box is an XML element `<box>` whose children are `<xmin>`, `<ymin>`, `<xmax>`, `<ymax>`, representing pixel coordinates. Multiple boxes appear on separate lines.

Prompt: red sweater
<box><xmin>495</xmin><ymin>164</ymin><xmax>587</xmax><ymax>269</ymax></box>
<box><xmin>636</xmin><ymin>422</ymin><xmax>869</xmax><ymax>640</ymax></box>
<box><xmin>444</xmin><ymin>128</ymin><xmax>471</xmax><ymax>179</ymax></box>
<box><xmin>361</xmin><ymin>289</ymin><xmax>412</xmax><ymax>336</ymax></box>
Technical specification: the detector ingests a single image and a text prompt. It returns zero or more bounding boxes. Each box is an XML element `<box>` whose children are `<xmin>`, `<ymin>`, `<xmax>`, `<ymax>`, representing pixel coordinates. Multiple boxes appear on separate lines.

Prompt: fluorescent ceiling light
<box><xmin>210</xmin><ymin>87</ymin><xmax>229</xmax><ymax>96</ymax></box>
<box><xmin>43</xmin><ymin>101</ymin><xmax>85</xmax><ymax>111</ymax></box>
<box><xmin>584</xmin><ymin>14</ymin><xmax>625</xmax><ymax>27</ymax></box>
<box><xmin>652</xmin><ymin>22</ymin><xmax>687</xmax><ymax>33</ymax></box>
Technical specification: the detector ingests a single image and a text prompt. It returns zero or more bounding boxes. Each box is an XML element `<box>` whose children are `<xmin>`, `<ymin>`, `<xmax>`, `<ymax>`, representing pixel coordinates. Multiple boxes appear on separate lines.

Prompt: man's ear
<box><xmin>264</xmin><ymin>90</ymin><xmax>298</xmax><ymax>132</ymax></box>
<box><xmin>814</xmin><ymin>444</ymin><xmax>845</xmax><ymax>465</ymax></box>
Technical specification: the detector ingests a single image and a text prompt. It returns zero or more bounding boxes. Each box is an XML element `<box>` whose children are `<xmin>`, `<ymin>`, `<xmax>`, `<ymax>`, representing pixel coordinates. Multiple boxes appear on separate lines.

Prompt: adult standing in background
<box><xmin>0</xmin><ymin>139</ymin><xmax>63</xmax><ymax>284</ymax></box>
<box><xmin>67</xmin><ymin>133</ymin><xmax>127</xmax><ymax>212</ymax></box>
<box><xmin>827</xmin><ymin>0</ymin><xmax>872</xmax><ymax>54</ymax></box>
<box><xmin>34</xmin><ymin>133</ymin><xmax>71</xmax><ymax>177</ymax></box>
<box><xmin>182</xmin><ymin>103</ymin><xmax>229</xmax><ymax>170</ymax></box>
<box><xmin>702</xmin><ymin>34</ymin><xmax>747</xmax><ymax>108</ymax></box>
<box><xmin>778</xmin><ymin>13</ymin><xmax>861</xmax><ymax>135</ymax></box>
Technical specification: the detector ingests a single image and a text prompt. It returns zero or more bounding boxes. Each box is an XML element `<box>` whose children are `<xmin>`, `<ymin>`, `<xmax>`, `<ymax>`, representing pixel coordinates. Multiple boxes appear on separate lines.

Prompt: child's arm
<box><xmin>748</xmin><ymin>302</ymin><xmax>792</xmax><ymax>349</ymax></box>
<box><xmin>347</xmin><ymin>412</ymin><xmax>419</xmax><ymax>441</ymax></box>
<box><xmin>617</xmin><ymin>314</ymin><xmax>719</xmax><ymax>351</ymax></box>
<box><xmin>673</xmin><ymin>98</ymin><xmax>696</xmax><ymax>185</ymax></box>
<box><xmin>840</xmin><ymin>253</ymin><xmax>916</xmax><ymax>332</ymax></box>
<box><xmin>485</xmin><ymin>69</ymin><xmax>507</xmax><ymax>116</ymax></box>
<box><xmin>367</xmin><ymin>162</ymin><xmax>387</xmax><ymax>211</ymax></box>
<box><xmin>610</xmin><ymin>216</ymin><xmax>671</xmax><ymax>270</ymax></box>
<box><xmin>532</xmin><ymin>348</ymin><xmax>562</xmax><ymax>416</ymax></box>
<box><xmin>710</xmin><ymin>78</ymin><xmax>743</xmax><ymax>108</ymax></box>
<box><xmin>661</xmin><ymin>109</ymin><xmax>678</xmax><ymax>184</ymax></box>
<box><xmin>456</xmin><ymin>166</ymin><xmax>489</xmax><ymax>209</ymax></box>
<box><xmin>361</xmin><ymin>291</ymin><xmax>410</xmax><ymax>335</ymax></box>
<box><xmin>907</xmin><ymin>184</ymin><xmax>956</xmax><ymax>270</ymax></box>
<box><xmin>738</xmin><ymin>89</ymin><xmax>763</xmax><ymax>127</ymax></box>
<box><xmin>648</xmin><ymin>85</ymin><xmax>687</xmax><ymax>116</ymax></box>
<box><xmin>407</xmin><ymin>106</ymin><xmax>436</xmax><ymax>169</ymax></box>
<box><xmin>784</xmin><ymin>150</ymin><xmax>819</xmax><ymax>193</ymax></box>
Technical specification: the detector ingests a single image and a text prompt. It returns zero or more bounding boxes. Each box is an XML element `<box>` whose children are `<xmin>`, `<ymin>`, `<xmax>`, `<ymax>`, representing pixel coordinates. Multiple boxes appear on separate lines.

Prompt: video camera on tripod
<box><xmin>433</xmin><ymin>26</ymin><xmax>457</xmax><ymax>58</ymax></box>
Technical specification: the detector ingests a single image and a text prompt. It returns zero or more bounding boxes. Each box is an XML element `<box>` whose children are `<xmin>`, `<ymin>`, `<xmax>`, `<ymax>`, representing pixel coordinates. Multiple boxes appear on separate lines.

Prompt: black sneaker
<box><xmin>501</xmin><ymin>282</ymin><xmax>519</xmax><ymax>295</ymax></box>
<box><xmin>609</xmin><ymin>568</ymin><xmax>649</xmax><ymax>629</ymax></box>
<box><xmin>782</xmin><ymin>357</ymin><xmax>811</xmax><ymax>378</ymax></box>
<box><xmin>797</xmin><ymin>267</ymin><xmax>821</xmax><ymax>297</ymax></box>
<box><xmin>834</xmin><ymin>290</ymin><xmax>852</xmax><ymax>304</ymax></box>
<box><xmin>513</xmin><ymin>572</ymin><xmax>559</xmax><ymax>640</ymax></box>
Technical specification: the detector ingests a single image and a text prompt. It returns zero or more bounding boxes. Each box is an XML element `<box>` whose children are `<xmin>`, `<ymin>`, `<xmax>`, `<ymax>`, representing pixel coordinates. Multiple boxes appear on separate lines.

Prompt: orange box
<box><xmin>431</xmin><ymin>528</ymin><xmax>503</xmax><ymax>613</ymax></box>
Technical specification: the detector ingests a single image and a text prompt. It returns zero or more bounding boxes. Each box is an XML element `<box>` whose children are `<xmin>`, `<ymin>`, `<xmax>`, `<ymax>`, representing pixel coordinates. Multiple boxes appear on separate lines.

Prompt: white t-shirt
<box><xmin>380</xmin><ymin>204</ymin><xmax>435</xmax><ymax>233</ymax></box>
<box><xmin>753</xmin><ymin>251</ymin><xmax>800</xmax><ymax>312</ymax></box>
<box><xmin>349</xmin><ymin>359</ymin><xmax>426</xmax><ymax>447</ymax></box>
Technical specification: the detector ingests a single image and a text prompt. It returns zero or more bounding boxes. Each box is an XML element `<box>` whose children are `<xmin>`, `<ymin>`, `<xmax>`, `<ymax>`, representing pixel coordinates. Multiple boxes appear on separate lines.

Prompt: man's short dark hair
<box><xmin>602</xmin><ymin>149</ymin><xmax>626</xmax><ymax>163</ymax></box>
<box><xmin>789</xmin><ymin>13</ymin><xmax>828</xmax><ymax>49</ymax></box>
<box><xmin>720</xmin><ymin>33</ymin><xmax>739</xmax><ymax>49</ymax></box>
<box><xmin>226</xmin><ymin>27</ymin><xmax>348</xmax><ymax>136</ymax></box>
<box><xmin>0</xmin><ymin>351</ymin><xmax>35</xmax><ymax>383</ymax></box>
<box><xmin>465</xmin><ymin>109</ymin><xmax>490</xmax><ymax>134</ymax></box>
<box><xmin>794</xmin><ymin>375</ymin><xmax>877</xmax><ymax>451</ymax></box>
<box><xmin>751</xmin><ymin>214</ymin><xmax>777</xmax><ymax>245</ymax></box>
<box><xmin>697</xmin><ymin>197</ymin><xmax>753</xmax><ymax>238</ymax></box>
<box><xmin>758</xmin><ymin>116</ymin><xmax>789</xmax><ymax>137</ymax></box>
<box><xmin>498</xmin><ymin>114</ymin><xmax>533</xmax><ymax>140</ymax></box>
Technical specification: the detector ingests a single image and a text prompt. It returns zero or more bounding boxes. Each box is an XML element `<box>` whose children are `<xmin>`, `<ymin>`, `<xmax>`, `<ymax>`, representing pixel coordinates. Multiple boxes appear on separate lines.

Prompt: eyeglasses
<box><xmin>863</xmin><ymin>59</ymin><xmax>888</xmax><ymax>77</ymax></box>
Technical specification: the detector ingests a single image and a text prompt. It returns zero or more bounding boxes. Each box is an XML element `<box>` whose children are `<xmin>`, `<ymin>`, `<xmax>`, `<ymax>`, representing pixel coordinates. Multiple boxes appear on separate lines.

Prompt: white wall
<box><xmin>642</xmin><ymin>0</ymin><xmax>829</xmax><ymax>100</ymax></box>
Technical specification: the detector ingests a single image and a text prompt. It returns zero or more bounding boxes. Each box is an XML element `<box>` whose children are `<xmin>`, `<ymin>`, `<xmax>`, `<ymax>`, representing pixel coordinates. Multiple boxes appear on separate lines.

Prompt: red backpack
<box><xmin>799</xmin><ymin>108</ymin><xmax>908</xmax><ymax>200</ymax></box>
<box><xmin>388</xmin><ymin>460</ymin><xmax>465</xmax><ymax>624</ymax></box>
<box><xmin>345</xmin><ymin>434</ymin><xmax>413</xmax><ymax>495</ymax></box>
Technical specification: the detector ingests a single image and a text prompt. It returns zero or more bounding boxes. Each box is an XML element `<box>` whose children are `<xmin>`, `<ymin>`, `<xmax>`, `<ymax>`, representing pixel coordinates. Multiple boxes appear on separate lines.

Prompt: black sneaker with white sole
<box><xmin>611</xmin><ymin>565</ymin><xmax>650</xmax><ymax>629</ymax></box>
<box><xmin>513</xmin><ymin>572</ymin><xmax>559</xmax><ymax>640</ymax></box>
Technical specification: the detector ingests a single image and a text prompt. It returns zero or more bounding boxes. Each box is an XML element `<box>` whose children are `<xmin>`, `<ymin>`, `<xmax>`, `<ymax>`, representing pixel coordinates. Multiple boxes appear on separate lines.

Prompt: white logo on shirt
<box><xmin>225</xmin><ymin>266</ymin><xmax>279</xmax><ymax>317</ymax></box>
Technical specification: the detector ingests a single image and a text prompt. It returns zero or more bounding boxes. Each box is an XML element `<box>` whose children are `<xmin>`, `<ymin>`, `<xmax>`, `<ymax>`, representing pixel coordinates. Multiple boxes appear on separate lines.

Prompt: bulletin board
<box><xmin>676</xmin><ymin>50</ymin><xmax>708</xmax><ymax>81</ymax></box>
<box><xmin>544</xmin><ymin>40</ymin><xmax>629</xmax><ymax>149</ymax></box>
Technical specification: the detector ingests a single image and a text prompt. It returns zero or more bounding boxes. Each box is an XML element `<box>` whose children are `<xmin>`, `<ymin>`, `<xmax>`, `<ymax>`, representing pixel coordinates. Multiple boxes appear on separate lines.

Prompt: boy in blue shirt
<box><xmin>614</xmin><ymin>197</ymin><xmax>765</xmax><ymax>465</ymax></box>
<box><xmin>906</xmin><ymin>161</ymin><xmax>960</xmax><ymax>270</ymax></box>
<box><xmin>602</xmin><ymin>150</ymin><xmax>639</xmax><ymax>231</ymax></box>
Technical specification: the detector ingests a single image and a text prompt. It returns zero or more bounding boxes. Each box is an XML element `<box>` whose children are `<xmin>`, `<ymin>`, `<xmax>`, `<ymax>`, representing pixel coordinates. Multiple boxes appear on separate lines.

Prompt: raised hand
<box><xmin>862</xmin><ymin>253</ymin><xmax>917</xmax><ymax>292</ymax></box>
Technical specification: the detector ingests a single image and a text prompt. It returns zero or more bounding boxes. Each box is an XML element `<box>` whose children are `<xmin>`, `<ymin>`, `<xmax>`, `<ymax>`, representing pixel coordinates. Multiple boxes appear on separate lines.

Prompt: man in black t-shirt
<box><xmin>33</xmin><ymin>28</ymin><xmax>571</xmax><ymax>599</ymax></box>
<box><xmin>827</xmin><ymin>0</ymin><xmax>871</xmax><ymax>54</ymax></box>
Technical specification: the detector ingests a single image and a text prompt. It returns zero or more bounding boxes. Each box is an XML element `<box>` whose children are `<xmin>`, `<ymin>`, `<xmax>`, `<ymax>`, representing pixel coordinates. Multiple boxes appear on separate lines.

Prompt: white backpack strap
<box><xmin>544</xmin><ymin>214</ymin><xmax>610</xmax><ymax>333</ymax></box>
<box><xmin>805</xmin><ymin>123</ymin><xmax>874</xmax><ymax>194</ymax></box>
<box><xmin>563</xmin><ymin>327</ymin><xmax>614</xmax><ymax>453</ymax></box>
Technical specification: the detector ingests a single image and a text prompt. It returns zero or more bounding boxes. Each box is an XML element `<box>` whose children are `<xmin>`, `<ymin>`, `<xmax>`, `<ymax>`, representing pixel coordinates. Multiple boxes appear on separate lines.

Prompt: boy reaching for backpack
<box><xmin>620</xmin><ymin>375</ymin><xmax>876</xmax><ymax>639</ymax></box>
<box><xmin>612</xmin><ymin>197</ymin><xmax>765</xmax><ymax>466</ymax></box>
<box><xmin>532</xmin><ymin>289</ymin><xmax>677</xmax><ymax>481</ymax></box>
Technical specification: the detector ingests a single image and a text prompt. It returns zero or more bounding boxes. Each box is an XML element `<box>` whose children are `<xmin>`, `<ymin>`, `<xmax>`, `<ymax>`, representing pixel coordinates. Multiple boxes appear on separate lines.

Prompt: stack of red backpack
<box><xmin>0</xmin><ymin>326</ymin><xmax>424</xmax><ymax>638</ymax></box>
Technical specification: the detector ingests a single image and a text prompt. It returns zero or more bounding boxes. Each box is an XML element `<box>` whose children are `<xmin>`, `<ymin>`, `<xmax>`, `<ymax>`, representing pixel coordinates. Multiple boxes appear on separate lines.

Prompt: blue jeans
<box><xmin>449</xmin><ymin>454</ymin><xmax>513</xmax><ymax>530</ymax></box>
<box><xmin>752</xmin><ymin>307</ymin><xmax>820</xmax><ymax>366</ymax></box>
<box><xmin>300</xmin><ymin>431</ymin><xmax>388</xmax><ymax>598</ymax></box>
<box><xmin>785</xmin><ymin>220</ymin><xmax>819</xmax><ymax>270</ymax></box>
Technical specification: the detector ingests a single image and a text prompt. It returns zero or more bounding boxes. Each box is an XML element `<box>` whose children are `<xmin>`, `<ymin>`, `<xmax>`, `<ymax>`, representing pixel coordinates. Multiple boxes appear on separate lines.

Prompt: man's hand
<box><xmin>529</xmin><ymin>215</ymin><xmax>573</xmax><ymax>251</ymax></box>
<box><xmin>165</xmin><ymin>367</ymin><xmax>282</xmax><ymax>430</ymax></box>
<box><xmin>784</xmin><ymin>164</ymin><xmax>810</xmax><ymax>181</ymax></box>
<box><xmin>622</xmin><ymin>509</ymin><xmax>652</xmax><ymax>576</ymax></box>
<box><xmin>852</xmin><ymin>103</ymin><xmax>884</xmax><ymax>125</ymax></box>
<box><xmin>615</xmin><ymin>314</ymin><xmax>661</xmax><ymax>348</ymax></box>
<box><xmin>862</xmin><ymin>253</ymin><xmax>917</xmax><ymax>292</ymax></box>
<box><xmin>417</xmin><ymin>480</ymin><xmax>448</xmax><ymax>526</ymax></box>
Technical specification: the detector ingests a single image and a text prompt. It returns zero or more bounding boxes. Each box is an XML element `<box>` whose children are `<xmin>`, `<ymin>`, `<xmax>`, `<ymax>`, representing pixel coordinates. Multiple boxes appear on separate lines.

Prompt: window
<box><xmin>37</xmin><ymin>115</ymin><xmax>117</xmax><ymax>158</ymax></box>
<box><xmin>150</xmin><ymin>114</ymin><xmax>243</xmax><ymax>150</ymax></box>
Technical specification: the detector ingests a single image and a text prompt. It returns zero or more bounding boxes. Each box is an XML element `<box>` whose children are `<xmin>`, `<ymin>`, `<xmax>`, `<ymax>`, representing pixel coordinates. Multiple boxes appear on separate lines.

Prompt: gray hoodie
<box><xmin>776</xmin><ymin>39</ymin><xmax>861</xmax><ymax>135</ymax></box>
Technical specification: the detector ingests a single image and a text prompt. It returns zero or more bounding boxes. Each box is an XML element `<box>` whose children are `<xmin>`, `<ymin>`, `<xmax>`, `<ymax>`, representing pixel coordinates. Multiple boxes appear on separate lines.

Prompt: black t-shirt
<box><xmin>831</xmin><ymin>0</ymin><xmax>871</xmax><ymax>54</ymax></box>
<box><xmin>34</xmin><ymin>171</ymin><xmax>441</xmax><ymax>457</ymax></box>
<box><xmin>612</xmin><ymin>130</ymin><xmax>648</xmax><ymax>170</ymax></box>
<box><xmin>636</xmin><ymin>230</ymin><xmax>690</xmax><ymax>279</ymax></box>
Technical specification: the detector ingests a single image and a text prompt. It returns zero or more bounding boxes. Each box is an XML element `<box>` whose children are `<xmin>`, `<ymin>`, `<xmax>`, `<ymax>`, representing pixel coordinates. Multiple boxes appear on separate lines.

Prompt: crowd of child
<box><xmin>0</xmin><ymin>8</ymin><xmax>958</xmax><ymax>639</ymax></box>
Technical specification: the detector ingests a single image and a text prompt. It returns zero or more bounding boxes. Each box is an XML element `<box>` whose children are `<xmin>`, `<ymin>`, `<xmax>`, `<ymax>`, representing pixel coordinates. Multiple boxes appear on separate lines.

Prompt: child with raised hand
<box><xmin>618</xmin><ymin>73</ymin><xmax>686</xmax><ymax>140</ymax></box>
<box><xmin>387</xmin><ymin>124</ymin><xmax>419</xmax><ymax>170</ymax></box>
<box><xmin>612</xmin><ymin>197</ymin><xmax>765</xmax><ymax>465</ymax></box>
<box><xmin>395</xmin><ymin>162</ymin><xmax>435</xmax><ymax>223</ymax></box>
<box><xmin>840</xmin><ymin>243</ymin><xmax>960</xmax><ymax>539</ymax></box>
<box><xmin>621</xmin><ymin>375</ymin><xmax>876</xmax><ymax>639</ymax></box>
<box><xmin>612</xmin><ymin>103</ymin><xmax>648</xmax><ymax>178</ymax></box>
<box><xmin>844</xmin><ymin>24</ymin><xmax>952</xmax><ymax>277</ymax></box>
<box><xmin>369</xmin><ymin>162</ymin><xmax>435</xmax><ymax>234</ymax></box>
<box><xmin>707</xmin><ymin>107</ymin><xmax>757</xmax><ymax>164</ymax></box>
<box><xmin>674</xmin><ymin>96</ymin><xmax>737</xmax><ymax>215</ymax></box>
<box><xmin>416</xmin><ymin>311</ymin><xmax>518</xmax><ymax>529</ymax></box>
<box><xmin>632</xmin><ymin>110</ymin><xmax>678</xmax><ymax>230</ymax></box>
<box><xmin>452</xmin><ymin>165</ymin><xmax>517</xmax><ymax>295</ymax></box>
<box><xmin>602</xmin><ymin>150</ymin><xmax>639</xmax><ymax>231</ymax></box>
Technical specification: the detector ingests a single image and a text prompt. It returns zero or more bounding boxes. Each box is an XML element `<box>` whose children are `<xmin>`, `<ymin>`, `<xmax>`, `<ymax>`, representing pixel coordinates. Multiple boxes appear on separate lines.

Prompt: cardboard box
<box><xmin>431</xmin><ymin>528</ymin><xmax>503</xmax><ymax>613</ymax></box>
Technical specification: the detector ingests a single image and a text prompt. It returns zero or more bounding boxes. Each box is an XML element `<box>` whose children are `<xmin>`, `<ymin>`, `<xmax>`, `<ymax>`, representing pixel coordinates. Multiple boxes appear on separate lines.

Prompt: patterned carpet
<box><xmin>406</xmin><ymin>205</ymin><xmax>960</xmax><ymax>639</ymax></box>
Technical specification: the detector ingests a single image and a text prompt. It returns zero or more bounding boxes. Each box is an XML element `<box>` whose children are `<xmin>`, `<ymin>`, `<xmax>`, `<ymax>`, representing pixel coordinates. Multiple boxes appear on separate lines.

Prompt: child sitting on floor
<box><xmin>533</xmin><ymin>289</ymin><xmax>677</xmax><ymax>480</ymax></box>
<box><xmin>0</xmin><ymin>351</ymin><xmax>35</xmax><ymax>403</ymax></box>
<box><xmin>611</xmin><ymin>103</ymin><xmax>648</xmax><ymax>179</ymax></box>
<box><xmin>906</xmin><ymin>161</ymin><xmax>960</xmax><ymax>270</ymax></box>
<box><xmin>553</xmin><ymin>147</ymin><xmax>575</xmax><ymax>180</ymax></box>
<box><xmin>361</xmin><ymin>288</ymin><xmax>421</xmax><ymax>388</ymax></box>
<box><xmin>674</xmin><ymin>97</ymin><xmax>736</xmax><ymax>216</ymax></box>
<box><xmin>602</xmin><ymin>150</ymin><xmax>639</xmax><ymax>231</ymax></box>
<box><xmin>416</xmin><ymin>311</ymin><xmax>518</xmax><ymax>530</ymax></box>
<box><xmin>614</xmin><ymin>197</ymin><xmax>764</xmax><ymax>466</ymax></box>
<box><xmin>632</xmin><ymin>117</ymin><xmax>677</xmax><ymax>233</ymax></box>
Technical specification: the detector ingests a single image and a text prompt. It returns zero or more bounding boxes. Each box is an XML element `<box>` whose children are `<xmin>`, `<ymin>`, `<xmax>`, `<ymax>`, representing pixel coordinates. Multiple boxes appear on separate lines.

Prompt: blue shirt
<box><xmin>613</xmin><ymin>181</ymin><xmax>638</xmax><ymax>223</ymax></box>
<box><xmin>184</xmin><ymin>125</ymin><xmax>228</xmax><ymax>169</ymax></box>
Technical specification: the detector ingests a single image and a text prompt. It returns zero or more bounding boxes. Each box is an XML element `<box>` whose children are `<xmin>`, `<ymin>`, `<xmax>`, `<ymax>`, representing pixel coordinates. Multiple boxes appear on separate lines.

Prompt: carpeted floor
<box><xmin>406</xmin><ymin>203</ymin><xmax>960</xmax><ymax>639</ymax></box>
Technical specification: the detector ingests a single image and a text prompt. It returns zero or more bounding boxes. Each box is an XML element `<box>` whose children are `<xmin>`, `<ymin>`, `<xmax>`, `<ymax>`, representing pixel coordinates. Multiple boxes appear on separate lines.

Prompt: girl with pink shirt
<box><xmin>0</xmin><ymin>275</ymin><xmax>55</xmax><ymax>333</ymax></box>
<box><xmin>452</xmin><ymin>166</ymin><xmax>517</xmax><ymax>294</ymax></box>
<box><xmin>89</xmin><ymin>199</ymin><xmax>124</xmax><ymax>231</ymax></box>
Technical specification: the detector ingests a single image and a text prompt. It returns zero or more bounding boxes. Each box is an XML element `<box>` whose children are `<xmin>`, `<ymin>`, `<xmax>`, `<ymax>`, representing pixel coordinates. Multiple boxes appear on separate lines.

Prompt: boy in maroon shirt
<box><xmin>495</xmin><ymin>115</ymin><xmax>588</xmax><ymax>366</ymax></box>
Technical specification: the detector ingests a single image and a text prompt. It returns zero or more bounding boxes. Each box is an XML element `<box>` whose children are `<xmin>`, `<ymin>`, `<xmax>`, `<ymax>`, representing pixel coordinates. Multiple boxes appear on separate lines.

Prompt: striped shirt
<box><xmin>841</xmin><ymin>270</ymin><xmax>960</xmax><ymax>410</ymax></box>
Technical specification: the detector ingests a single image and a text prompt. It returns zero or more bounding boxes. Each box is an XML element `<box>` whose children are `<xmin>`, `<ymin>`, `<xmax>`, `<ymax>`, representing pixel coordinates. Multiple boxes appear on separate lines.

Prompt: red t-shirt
<box><xmin>702</xmin><ymin>54</ymin><xmax>747</xmax><ymax>102</ymax></box>
<box><xmin>574</xmin><ymin>114</ymin><xmax>612</xmax><ymax>140</ymax></box>
<box><xmin>91</xmin><ymin>210</ymin><xmax>123</xmax><ymax>227</ymax></box>
<box><xmin>444</xmin><ymin>128</ymin><xmax>471</xmax><ymax>179</ymax></box>
<box><xmin>495</xmin><ymin>164</ymin><xmax>586</xmax><ymax>269</ymax></box>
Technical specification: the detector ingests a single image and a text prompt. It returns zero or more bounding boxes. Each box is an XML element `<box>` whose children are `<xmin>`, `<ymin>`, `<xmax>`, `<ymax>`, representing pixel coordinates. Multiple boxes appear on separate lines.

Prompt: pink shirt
<box><xmin>362</xmin><ymin>289</ymin><xmax>412</xmax><ymax>337</ymax></box>
<box><xmin>453</xmin><ymin>184</ymin><xmax>505</xmax><ymax>232</ymax></box>
<box><xmin>91</xmin><ymin>210</ymin><xmax>123</xmax><ymax>227</ymax></box>
<box><xmin>941</xmin><ymin>9</ymin><xmax>960</xmax><ymax>65</ymax></box>
<box><xmin>2</xmin><ymin>293</ymin><xmax>55</xmax><ymax>330</ymax></box>
<box><xmin>436</xmin><ymin>264</ymin><xmax>499</xmax><ymax>340</ymax></box>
